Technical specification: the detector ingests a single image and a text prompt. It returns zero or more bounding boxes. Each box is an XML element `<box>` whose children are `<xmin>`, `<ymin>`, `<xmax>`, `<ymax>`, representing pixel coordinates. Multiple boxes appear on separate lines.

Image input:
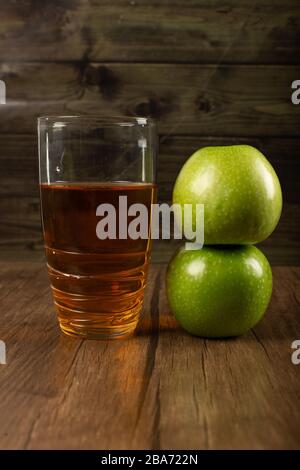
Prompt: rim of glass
<box><xmin>37</xmin><ymin>115</ymin><xmax>155</xmax><ymax>127</ymax></box>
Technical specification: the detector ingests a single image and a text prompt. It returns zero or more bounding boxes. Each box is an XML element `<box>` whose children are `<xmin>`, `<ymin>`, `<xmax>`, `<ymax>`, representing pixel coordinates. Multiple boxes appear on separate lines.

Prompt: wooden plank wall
<box><xmin>0</xmin><ymin>0</ymin><xmax>299</xmax><ymax>264</ymax></box>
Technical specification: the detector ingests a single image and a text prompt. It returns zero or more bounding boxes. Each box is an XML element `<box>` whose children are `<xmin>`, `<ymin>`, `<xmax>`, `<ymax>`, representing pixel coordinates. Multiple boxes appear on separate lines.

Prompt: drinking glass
<box><xmin>38</xmin><ymin>116</ymin><xmax>157</xmax><ymax>340</ymax></box>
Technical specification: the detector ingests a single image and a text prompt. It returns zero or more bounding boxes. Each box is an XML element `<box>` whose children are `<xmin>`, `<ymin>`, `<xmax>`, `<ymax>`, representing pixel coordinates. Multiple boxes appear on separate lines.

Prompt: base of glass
<box><xmin>53</xmin><ymin>288</ymin><xmax>143</xmax><ymax>340</ymax></box>
<box><xmin>59</xmin><ymin>320</ymin><xmax>137</xmax><ymax>340</ymax></box>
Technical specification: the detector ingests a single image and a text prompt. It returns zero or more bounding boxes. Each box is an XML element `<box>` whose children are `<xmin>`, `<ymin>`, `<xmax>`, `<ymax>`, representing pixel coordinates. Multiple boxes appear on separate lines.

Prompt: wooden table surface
<box><xmin>0</xmin><ymin>261</ymin><xmax>300</xmax><ymax>450</ymax></box>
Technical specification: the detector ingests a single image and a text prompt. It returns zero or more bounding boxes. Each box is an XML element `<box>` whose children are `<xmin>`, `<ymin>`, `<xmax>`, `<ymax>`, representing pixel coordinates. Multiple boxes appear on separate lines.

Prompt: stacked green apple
<box><xmin>166</xmin><ymin>145</ymin><xmax>282</xmax><ymax>337</ymax></box>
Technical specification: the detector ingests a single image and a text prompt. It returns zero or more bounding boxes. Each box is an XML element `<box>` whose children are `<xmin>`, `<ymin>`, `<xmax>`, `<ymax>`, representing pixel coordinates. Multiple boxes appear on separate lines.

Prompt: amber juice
<box><xmin>40</xmin><ymin>182</ymin><xmax>156</xmax><ymax>339</ymax></box>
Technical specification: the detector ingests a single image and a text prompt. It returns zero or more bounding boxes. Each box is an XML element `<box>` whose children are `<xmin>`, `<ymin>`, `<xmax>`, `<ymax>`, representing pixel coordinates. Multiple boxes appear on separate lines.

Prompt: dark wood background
<box><xmin>0</xmin><ymin>0</ymin><xmax>299</xmax><ymax>264</ymax></box>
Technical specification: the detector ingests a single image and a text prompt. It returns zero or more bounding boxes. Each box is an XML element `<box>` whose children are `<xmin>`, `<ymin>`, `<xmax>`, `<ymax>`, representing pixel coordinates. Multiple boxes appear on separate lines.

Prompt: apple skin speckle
<box><xmin>173</xmin><ymin>145</ymin><xmax>282</xmax><ymax>244</ymax></box>
<box><xmin>166</xmin><ymin>245</ymin><xmax>272</xmax><ymax>338</ymax></box>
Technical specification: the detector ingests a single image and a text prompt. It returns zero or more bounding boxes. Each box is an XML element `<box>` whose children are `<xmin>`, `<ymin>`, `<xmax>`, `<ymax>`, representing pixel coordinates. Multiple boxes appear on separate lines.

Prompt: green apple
<box><xmin>166</xmin><ymin>245</ymin><xmax>272</xmax><ymax>337</ymax></box>
<box><xmin>173</xmin><ymin>145</ymin><xmax>282</xmax><ymax>244</ymax></box>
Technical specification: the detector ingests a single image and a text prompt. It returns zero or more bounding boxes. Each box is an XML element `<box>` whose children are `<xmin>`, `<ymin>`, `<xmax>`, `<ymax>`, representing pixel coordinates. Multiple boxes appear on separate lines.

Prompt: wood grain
<box><xmin>0</xmin><ymin>133</ymin><xmax>298</xmax><ymax>265</ymax></box>
<box><xmin>1</xmin><ymin>142</ymin><xmax>298</xmax><ymax>266</ymax></box>
<box><xmin>0</xmin><ymin>2</ymin><xmax>299</xmax><ymax>266</ymax></box>
<box><xmin>0</xmin><ymin>262</ymin><xmax>299</xmax><ymax>449</ymax></box>
<box><xmin>151</xmin><ymin>199</ymin><xmax>300</xmax><ymax>265</ymax></box>
<box><xmin>1</xmin><ymin>134</ymin><xmax>299</xmax><ymax>202</ymax></box>
<box><xmin>0</xmin><ymin>63</ymin><xmax>299</xmax><ymax>136</ymax></box>
<box><xmin>0</xmin><ymin>0</ymin><xmax>299</xmax><ymax>64</ymax></box>
<box><xmin>158</xmin><ymin>136</ymin><xmax>300</xmax><ymax>203</ymax></box>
